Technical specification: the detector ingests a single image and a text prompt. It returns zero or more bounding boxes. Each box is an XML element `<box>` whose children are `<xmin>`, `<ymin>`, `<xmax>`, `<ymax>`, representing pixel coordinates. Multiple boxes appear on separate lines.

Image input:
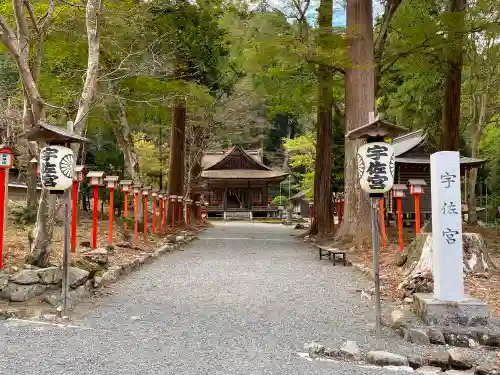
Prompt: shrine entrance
<box><xmin>226</xmin><ymin>188</ymin><xmax>248</xmax><ymax>209</ymax></box>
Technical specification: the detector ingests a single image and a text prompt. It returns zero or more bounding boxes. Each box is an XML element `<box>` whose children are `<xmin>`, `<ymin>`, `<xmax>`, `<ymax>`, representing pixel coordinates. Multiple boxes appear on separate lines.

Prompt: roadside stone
<box><xmin>445</xmin><ymin>370</ymin><xmax>474</xmax><ymax>375</ymax></box>
<box><xmin>116</xmin><ymin>242</ymin><xmax>132</xmax><ymax>249</ymax></box>
<box><xmin>366</xmin><ymin>351</ymin><xmax>409</xmax><ymax>367</ymax></box>
<box><xmin>175</xmin><ymin>235</ymin><xmax>185</xmax><ymax>244</ymax></box>
<box><xmin>324</xmin><ymin>348</ymin><xmax>342</xmax><ymax>358</ymax></box>
<box><xmin>477</xmin><ymin>331</ymin><xmax>500</xmax><ymax>347</ymax></box>
<box><xmin>41</xmin><ymin>313</ymin><xmax>57</xmax><ymax>321</ymax></box>
<box><xmin>93</xmin><ymin>276</ymin><xmax>103</xmax><ymax>288</ymax></box>
<box><xmin>166</xmin><ymin>235</ymin><xmax>177</xmax><ymax>244</ymax></box>
<box><xmin>304</xmin><ymin>342</ymin><xmax>325</xmax><ymax>358</ymax></box>
<box><xmin>426</xmin><ymin>349</ymin><xmax>450</xmax><ymax>370</ymax></box>
<box><xmin>390</xmin><ymin>309</ymin><xmax>408</xmax><ymax>329</ymax></box>
<box><xmin>36</xmin><ymin>267</ymin><xmax>62</xmax><ymax>284</ymax></box>
<box><xmin>69</xmin><ymin>285</ymin><xmax>91</xmax><ymax>307</ymax></box>
<box><xmin>10</xmin><ymin>269</ymin><xmax>39</xmax><ymax>285</ymax></box>
<box><xmin>444</xmin><ymin>328</ymin><xmax>472</xmax><ymax>348</ymax></box>
<box><xmin>469</xmin><ymin>339</ymin><xmax>479</xmax><ymax>348</ymax></box>
<box><xmin>448</xmin><ymin>348</ymin><xmax>474</xmax><ymax>370</ymax></box>
<box><xmin>475</xmin><ymin>364</ymin><xmax>500</xmax><ymax>375</ymax></box>
<box><xmin>43</xmin><ymin>293</ymin><xmax>61</xmax><ymax>307</ymax></box>
<box><xmin>0</xmin><ymin>283</ymin><xmax>47</xmax><ymax>302</ymax></box>
<box><xmin>417</xmin><ymin>366</ymin><xmax>445</xmax><ymax>374</ymax></box>
<box><xmin>0</xmin><ymin>272</ymin><xmax>9</xmax><ymax>289</ymax></box>
<box><xmin>79</xmin><ymin>240</ymin><xmax>91</xmax><ymax>248</ymax></box>
<box><xmin>408</xmin><ymin>355</ymin><xmax>424</xmax><ymax>370</ymax></box>
<box><xmin>427</xmin><ymin>328</ymin><xmax>446</xmax><ymax>345</ymax></box>
<box><xmin>410</xmin><ymin>328</ymin><xmax>431</xmax><ymax>344</ymax></box>
<box><xmin>340</xmin><ymin>340</ymin><xmax>361</xmax><ymax>360</ymax></box>
<box><xmin>68</xmin><ymin>267</ymin><xmax>89</xmax><ymax>288</ymax></box>
<box><xmin>82</xmin><ymin>248</ymin><xmax>108</xmax><ymax>265</ymax></box>
<box><xmin>100</xmin><ymin>266</ymin><xmax>121</xmax><ymax>286</ymax></box>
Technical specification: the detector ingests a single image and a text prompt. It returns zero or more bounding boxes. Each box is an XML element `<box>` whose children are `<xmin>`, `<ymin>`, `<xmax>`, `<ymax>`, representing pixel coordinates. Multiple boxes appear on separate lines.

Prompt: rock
<box><xmin>417</xmin><ymin>366</ymin><xmax>445</xmax><ymax>374</ymax></box>
<box><xmin>469</xmin><ymin>339</ymin><xmax>479</xmax><ymax>348</ymax></box>
<box><xmin>0</xmin><ymin>283</ymin><xmax>47</xmax><ymax>302</ymax></box>
<box><xmin>448</xmin><ymin>348</ymin><xmax>474</xmax><ymax>370</ymax></box>
<box><xmin>366</xmin><ymin>351</ymin><xmax>409</xmax><ymax>367</ymax></box>
<box><xmin>175</xmin><ymin>235</ymin><xmax>185</xmax><ymax>243</ymax></box>
<box><xmin>408</xmin><ymin>355</ymin><xmax>424</xmax><ymax>370</ymax></box>
<box><xmin>0</xmin><ymin>272</ymin><xmax>9</xmax><ymax>289</ymax></box>
<box><xmin>410</xmin><ymin>328</ymin><xmax>431</xmax><ymax>344</ymax></box>
<box><xmin>129</xmin><ymin>316</ymin><xmax>141</xmax><ymax>321</ymax></box>
<box><xmin>304</xmin><ymin>342</ymin><xmax>325</xmax><ymax>358</ymax></box>
<box><xmin>477</xmin><ymin>331</ymin><xmax>500</xmax><ymax>347</ymax></box>
<box><xmin>446</xmin><ymin>370</ymin><xmax>474</xmax><ymax>375</ymax></box>
<box><xmin>426</xmin><ymin>349</ymin><xmax>450</xmax><ymax>370</ymax></box>
<box><xmin>36</xmin><ymin>267</ymin><xmax>62</xmax><ymax>284</ymax></box>
<box><xmin>82</xmin><ymin>248</ymin><xmax>108</xmax><ymax>265</ymax></box>
<box><xmin>93</xmin><ymin>276</ymin><xmax>103</xmax><ymax>288</ymax></box>
<box><xmin>294</xmin><ymin>223</ymin><xmax>305</xmax><ymax>229</ymax></box>
<box><xmin>444</xmin><ymin>328</ymin><xmax>471</xmax><ymax>348</ymax></box>
<box><xmin>390</xmin><ymin>309</ymin><xmax>408</xmax><ymax>329</ymax></box>
<box><xmin>385</xmin><ymin>366</ymin><xmax>414</xmax><ymax>372</ymax></box>
<box><xmin>166</xmin><ymin>235</ymin><xmax>177</xmax><ymax>244</ymax></box>
<box><xmin>427</xmin><ymin>328</ymin><xmax>446</xmax><ymax>345</ymax></box>
<box><xmin>68</xmin><ymin>267</ymin><xmax>89</xmax><ymax>288</ymax></box>
<box><xmin>100</xmin><ymin>266</ymin><xmax>121</xmax><ymax>285</ymax></box>
<box><xmin>10</xmin><ymin>270</ymin><xmax>39</xmax><ymax>285</ymax></box>
<box><xmin>79</xmin><ymin>240</ymin><xmax>91</xmax><ymax>248</ymax></box>
<box><xmin>116</xmin><ymin>242</ymin><xmax>133</xmax><ymax>249</ymax></box>
<box><xmin>69</xmin><ymin>285</ymin><xmax>91</xmax><ymax>307</ymax></box>
<box><xmin>324</xmin><ymin>348</ymin><xmax>342</xmax><ymax>358</ymax></box>
<box><xmin>42</xmin><ymin>313</ymin><xmax>57</xmax><ymax>321</ymax></box>
<box><xmin>340</xmin><ymin>340</ymin><xmax>361</xmax><ymax>360</ymax></box>
<box><xmin>43</xmin><ymin>293</ymin><xmax>61</xmax><ymax>307</ymax></box>
<box><xmin>475</xmin><ymin>364</ymin><xmax>500</xmax><ymax>375</ymax></box>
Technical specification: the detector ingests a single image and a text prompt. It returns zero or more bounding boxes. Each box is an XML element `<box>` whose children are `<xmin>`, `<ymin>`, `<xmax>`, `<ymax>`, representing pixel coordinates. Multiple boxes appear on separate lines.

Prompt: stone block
<box><xmin>413</xmin><ymin>293</ymin><xmax>489</xmax><ymax>326</ymax></box>
<box><xmin>366</xmin><ymin>351</ymin><xmax>408</xmax><ymax>367</ymax></box>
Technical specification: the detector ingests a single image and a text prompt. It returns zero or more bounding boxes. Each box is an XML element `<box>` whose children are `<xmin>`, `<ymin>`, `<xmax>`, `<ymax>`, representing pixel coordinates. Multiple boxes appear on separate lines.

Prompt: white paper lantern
<box><xmin>39</xmin><ymin>146</ymin><xmax>74</xmax><ymax>191</ymax></box>
<box><xmin>357</xmin><ymin>142</ymin><xmax>395</xmax><ymax>194</ymax></box>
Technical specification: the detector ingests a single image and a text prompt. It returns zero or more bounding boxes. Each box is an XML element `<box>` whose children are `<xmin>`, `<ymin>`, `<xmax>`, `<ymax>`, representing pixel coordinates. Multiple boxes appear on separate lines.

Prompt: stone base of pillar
<box><xmin>413</xmin><ymin>293</ymin><xmax>489</xmax><ymax>327</ymax></box>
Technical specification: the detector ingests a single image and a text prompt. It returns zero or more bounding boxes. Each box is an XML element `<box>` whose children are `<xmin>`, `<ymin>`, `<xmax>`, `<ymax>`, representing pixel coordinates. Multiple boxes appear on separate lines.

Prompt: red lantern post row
<box><xmin>120</xmin><ymin>180</ymin><xmax>133</xmax><ymax>236</ymax></box>
<box><xmin>132</xmin><ymin>184</ymin><xmax>142</xmax><ymax>243</ymax></box>
<box><xmin>104</xmin><ymin>176</ymin><xmax>119</xmax><ymax>245</ymax></box>
<box><xmin>408</xmin><ymin>179</ymin><xmax>426</xmax><ymax>235</ymax></box>
<box><xmin>142</xmin><ymin>186</ymin><xmax>151</xmax><ymax>241</ymax></box>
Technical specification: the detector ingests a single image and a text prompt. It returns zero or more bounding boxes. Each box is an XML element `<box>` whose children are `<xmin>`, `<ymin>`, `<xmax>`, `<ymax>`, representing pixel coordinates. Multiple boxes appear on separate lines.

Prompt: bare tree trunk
<box><xmin>467</xmin><ymin>91</ymin><xmax>487</xmax><ymax>225</ymax></box>
<box><xmin>336</xmin><ymin>0</ymin><xmax>374</xmax><ymax>242</ymax></box>
<box><xmin>167</xmin><ymin>61</ymin><xmax>186</xmax><ymax>223</ymax></box>
<box><xmin>26</xmin><ymin>191</ymin><xmax>56</xmax><ymax>266</ymax></box>
<box><xmin>441</xmin><ymin>0</ymin><xmax>466</xmax><ymax>151</ymax></box>
<box><xmin>115</xmin><ymin>97</ymin><xmax>140</xmax><ymax>181</ymax></box>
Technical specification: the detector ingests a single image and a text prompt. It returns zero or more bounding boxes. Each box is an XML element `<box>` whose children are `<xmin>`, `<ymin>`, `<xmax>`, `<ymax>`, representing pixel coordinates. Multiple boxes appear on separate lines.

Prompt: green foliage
<box><xmin>271</xmin><ymin>195</ymin><xmax>289</xmax><ymax>206</ymax></box>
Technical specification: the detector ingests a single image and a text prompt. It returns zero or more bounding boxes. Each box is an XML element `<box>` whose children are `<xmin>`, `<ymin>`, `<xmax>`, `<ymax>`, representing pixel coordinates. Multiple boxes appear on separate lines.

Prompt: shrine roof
<box><xmin>200</xmin><ymin>169</ymin><xmax>287</xmax><ymax>181</ymax></box>
<box><xmin>202</xmin><ymin>147</ymin><xmax>264</xmax><ymax>169</ymax></box>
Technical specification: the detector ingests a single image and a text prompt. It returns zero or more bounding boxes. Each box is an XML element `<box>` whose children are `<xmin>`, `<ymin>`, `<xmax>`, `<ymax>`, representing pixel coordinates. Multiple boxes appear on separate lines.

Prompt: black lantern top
<box><xmin>25</xmin><ymin>122</ymin><xmax>90</xmax><ymax>145</ymax></box>
<box><xmin>346</xmin><ymin>116</ymin><xmax>408</xmax><ymax>141</ymax></box>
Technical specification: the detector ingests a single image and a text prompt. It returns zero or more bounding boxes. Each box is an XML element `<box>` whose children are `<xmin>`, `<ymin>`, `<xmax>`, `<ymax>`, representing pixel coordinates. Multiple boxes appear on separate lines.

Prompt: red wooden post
<box><xmin>158</xmin><ymin>193</ymin><xmax>163</xmax><ymax>234</ymax></box>
<box><xmin>132</xmin><ymin>184</ymin><xmax>142</xmax><ymax>243</ymax></box>
<box><xmin>177</xmin><ymin>196</ymin><xmax>183</xmax><ymax>225</ymax></box>
<box><xmin>92</xmin><ymin>185</ymin><xmax>99</xmax><ymax>249</ymax></box>
<box><xmin>163</xmin><ymin>196</ymin><xmax>168</xmax><ymax>233</ymax></box>
<box><xmin>87</xmin><ymin>172</ymin><xmax>105</xmax><ymax>249</ymax></box>
<box><xmin>170</xmin><ymin>195</ymin><xmax>176</xmax><ymax>230</ymax></box>
<box><xmin>379</xmin><ymin>198</ymin><xmax>387</xmax><ymax>248</ymax></box>
<box><xmin>408</xmin><ymin>179</ymin><xmax>426</xmax><ymax>235</ymax></box>
<box><xmin>71</xmin><ymin>165</ymin><xmax>86</xmax><ymax>253</ymax></box>
<box><xmin>120</xmin><ymin>180</ymin><xmax>132</xmax><ymax>237</ymax></box>
<box><xmin>71</xmin><ymin>181</ymin><xmax>79</xmax><ymax>252</ymax></box>
<box><xmin>142</xmin><ymin>186</ymin><xmax>151</xmax><ymax>240</ymax></box>
<box><xmin>195</xmin><ymin>201</ymin><xmax>201</xmax><ymax>225</ymax></box>
<box><xmin>0</xmin><ymin>146</ymin><xmax>13</xmax><ymax>270</ymax></box>
<box><xmin>392</xmin><ymin>184</ymin><xmax>408</xmax><ymax>252</ymax></box>
<box><xmin>104</xmin><ymin>176</ymin><xmax>119</xmax><ymax>246</ymax></box>
<box><xmin>151</xmin><ymin>189</ymin><xmax>158</xmax><ymax>235</ymax></box>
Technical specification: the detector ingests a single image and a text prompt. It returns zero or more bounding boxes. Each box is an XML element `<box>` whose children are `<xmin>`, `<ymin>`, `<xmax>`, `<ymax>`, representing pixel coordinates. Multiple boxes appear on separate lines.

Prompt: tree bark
<box><xmin>336</xmin><ymin>0</ymin><xmax>374</xmax><ymax>242</ymax></box>
<box><xmin>467</xmin><ymin>91</ymin><xmax>486</xmax><ymax>225</ymax></box>
<box><xmin>115</xmin><ymin>96</ymin><xmax>140</xmax><ymax>181</ymax></box>
<box><xmin>441</xmin><ymin>0</ymin><xmax>466</xmax><ymax>151</ymax></box>
<box><xmin>167</xmin><ymin>60</ymin><xmax>186</xmax><ymax>223</ymax></box>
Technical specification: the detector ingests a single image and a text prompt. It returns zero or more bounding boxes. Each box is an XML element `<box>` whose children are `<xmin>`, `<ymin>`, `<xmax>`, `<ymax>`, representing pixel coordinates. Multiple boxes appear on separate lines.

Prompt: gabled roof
<box><xmin>392</xmin><ymin>129</ymin><xmax>426</xmax><ymax>156</ymax></box>
<box><xmin>202</xmin><ymin>148</ymin><xmax>263</xmax><ymax>169</ymax></box>
<box><xmin>203</xmin><ymin>145</ymin><xmax>270</xmax><ymax>171</ymax></box>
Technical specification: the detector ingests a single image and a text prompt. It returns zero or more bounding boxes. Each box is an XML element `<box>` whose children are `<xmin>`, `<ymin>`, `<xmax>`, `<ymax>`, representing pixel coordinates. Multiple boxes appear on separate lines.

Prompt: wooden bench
<box><xmin>318</xmin><ymin>246</ymin><xmax>347</xmax><ymax>266</ymax></box>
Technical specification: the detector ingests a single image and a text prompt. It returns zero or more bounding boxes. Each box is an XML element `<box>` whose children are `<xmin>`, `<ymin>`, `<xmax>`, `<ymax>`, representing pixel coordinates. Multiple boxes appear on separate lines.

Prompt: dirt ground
<box><xmin>2</xmin><ymin>210</ymin><xmax>207</xmax><ymax>275</ymax></box>
<box><xmin>348</xmin><ymin>224</ymin><xmax>500</xmax><ymax>316</ymax></box>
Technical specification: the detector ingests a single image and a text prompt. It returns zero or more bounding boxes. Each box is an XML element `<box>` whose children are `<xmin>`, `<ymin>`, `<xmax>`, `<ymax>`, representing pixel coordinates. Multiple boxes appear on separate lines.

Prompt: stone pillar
<box><xmin>430</xmin><ymin>151</ymin><xmax>464</xmax><ymax>301</ymax></box>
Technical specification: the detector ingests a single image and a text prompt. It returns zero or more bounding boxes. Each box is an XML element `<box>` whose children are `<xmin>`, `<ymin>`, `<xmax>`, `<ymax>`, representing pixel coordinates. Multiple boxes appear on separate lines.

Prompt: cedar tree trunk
<box><xmin>336</xmin><ymin>0</ymin><xmax>374</xmax><ymax>242</ymax></box>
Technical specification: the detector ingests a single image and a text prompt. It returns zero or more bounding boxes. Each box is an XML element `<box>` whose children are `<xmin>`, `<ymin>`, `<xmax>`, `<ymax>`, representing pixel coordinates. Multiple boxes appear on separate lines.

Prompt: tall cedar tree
<box><xmin>337</xmin><ymin>0</ymin><xmax>375</xmax><ymax>241</ymax></box>
<box><xmin>310</xmin><ymin>0</ymin><xmax>335</xmax><ymax>236</ymax></box>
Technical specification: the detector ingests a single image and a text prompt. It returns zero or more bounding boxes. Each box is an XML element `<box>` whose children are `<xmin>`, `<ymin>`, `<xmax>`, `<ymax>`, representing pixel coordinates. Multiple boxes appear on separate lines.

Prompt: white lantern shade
<box><xmin>393</xmin><ymin>190</ymin><xmax>405</xmax><ymax>198</ymax></box>
<box><xmin>104</xmin><ymin>176</ymin><xmax>119</xmax><ymax>189</ymax></box>
<box><xmin>170</xmin><ymin>195</ymin><xmax>176</xmax><ymax>202</ymax></box>
<box><xmin>120</xmin><ymin>180</ymin><xmax>133</xmax><ymax>193</ymax></box>
<box><xmin>357</xmin><ymin>142</ymin><xmax>395</xmax><ymax>194</ymax></box>
<box><xmin>152</xmin><ymin>189</ymin><xmax>158</xmax><ymax>197</ymax></box>
<box><xmin>195</xmin><ymin>201</ymin><xmax>201</xmax><ymax>206</ymax></box>
<box><xmin>308</xmin><ymin>202</ymin><xmax>314</xmax><ymax>207</ymax></box>
<box><xmin>132</xmin><ymin>184</ymin><xmax>142</xmax><ymax>194</ymax></box>
<box><xmin>87</xmin><ymin>171</ymin><xmax>105</xmax><ymax>186</ymax></box>
<box><xmin>39</xmin><ymin>146</ymin><xmax>74</xmax><ymax>190</ymax></box>
<box><xmin>0</xmin><ymin>145</ymin><xmax>14</xmax><ymax>169</ymax></box>
<box><xmin>177</xmin><ymin>196</ymin><xmax>183</xmax><ymax>202</ymax></box>
<box><xmin>74</xmin><ymin>165</ymin><xmax>86</xmax><ymax>182</ymax></box>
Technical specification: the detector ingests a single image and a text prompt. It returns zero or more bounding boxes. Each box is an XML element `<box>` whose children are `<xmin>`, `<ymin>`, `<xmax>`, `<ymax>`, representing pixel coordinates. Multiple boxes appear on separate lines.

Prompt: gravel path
<box><xmin>0</xmin><ymin>222</ymin><xmax>479</xmax><ymax>374</ymax></box>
